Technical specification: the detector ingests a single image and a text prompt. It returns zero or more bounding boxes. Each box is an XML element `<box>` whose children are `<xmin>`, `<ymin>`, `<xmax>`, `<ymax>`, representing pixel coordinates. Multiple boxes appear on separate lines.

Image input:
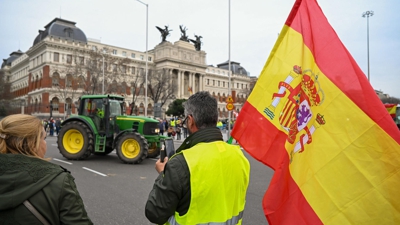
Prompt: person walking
<box><xmin>145</xmin><ymin>91</ymin><xmax>250</xmax><ymax>225</ymax></box>
<box><xmin>158</xmin><ymin>119</ymin><xmax>165</xmax><ymax>136</ymax></box>
<box><xmin>55</xmin><ymin>118</ymin><xmax>62</xmax><ymax>136</ymax></box>
<box><xmin>176</xmin><ymin>122</ymin><xmax>182</xmax><ymax>140</ymax></box>
<box><xmin>0</xmin><ymin>114</ymin><xmax>93</xmax><ymax>224</ymax></box>
<box><xmin>48</xmin><ymin>118</ymin><xmax>55</xmax><ymax>136</ymax></box>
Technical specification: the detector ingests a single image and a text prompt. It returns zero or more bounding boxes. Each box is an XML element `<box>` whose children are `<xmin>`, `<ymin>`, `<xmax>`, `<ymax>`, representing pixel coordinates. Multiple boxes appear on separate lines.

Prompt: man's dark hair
<box><xmin>184</xmin><ymin>91</ymin><xmax>218</xmax><ymax>129</ymax></box>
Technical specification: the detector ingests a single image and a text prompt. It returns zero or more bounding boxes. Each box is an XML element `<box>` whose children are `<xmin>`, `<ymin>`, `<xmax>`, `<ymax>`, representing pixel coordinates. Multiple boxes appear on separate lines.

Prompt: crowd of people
<box><xmin>158</xmin><ymin>117</ymin><xmax>235</xmax><ymax>139</ymax></box>
<box><xmin>158</xmin><ymin>117</ymin><xmax>188</xmax><ymax>140</ymax></box>
<box><xmin>42</xmin><ymin>117</ymin><xmax>63</xmax><ymax>136</ymax></box>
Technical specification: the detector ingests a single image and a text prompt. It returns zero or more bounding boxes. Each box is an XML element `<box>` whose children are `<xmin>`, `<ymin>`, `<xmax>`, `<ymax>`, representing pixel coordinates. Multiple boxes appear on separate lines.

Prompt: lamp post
<box><xmin>102</xmin><ymin>55</ymin><xmax>105</xmax><ymax>94</ymax></box>
<box><xmin>49</xmin><ymin>100</ymin><xmax>53</xmax><ymax>119</ymax></box>
<box><xmin>136</xmin><ymin>0</ymin><xmax>148</xmax><ymax>117</ymax></box>
<box><xmin>362</xmin><ymin>10</ymin><xmax>374</xmax><ymax>82</ymax></box>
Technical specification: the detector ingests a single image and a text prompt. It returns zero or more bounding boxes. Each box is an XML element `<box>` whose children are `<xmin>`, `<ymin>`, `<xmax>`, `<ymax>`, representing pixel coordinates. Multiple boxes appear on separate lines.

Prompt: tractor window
<box><xmin>82</xmin><ymin>99</ymin><xmax>104</xmax><ymax>116</ymax></box>
<box><xmin>109</xmin><ymin>100</ymin><xmax>121</xmax><ymax>116</ymax></box>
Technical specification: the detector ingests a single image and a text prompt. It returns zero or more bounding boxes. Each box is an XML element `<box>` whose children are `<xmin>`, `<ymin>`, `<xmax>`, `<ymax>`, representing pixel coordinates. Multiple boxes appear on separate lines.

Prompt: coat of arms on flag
<box><xmin>264</xmin><ymin>65</ymin><xmax>326</xmax><ymax>162</ymax></box>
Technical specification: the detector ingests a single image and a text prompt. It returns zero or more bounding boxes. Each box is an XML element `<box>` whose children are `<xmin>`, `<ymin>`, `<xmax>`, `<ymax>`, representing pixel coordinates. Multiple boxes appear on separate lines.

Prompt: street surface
<box><xmin>45</xmin><ymin>132</ymin><xmax>273</xmax><ymax>224</ymax></box>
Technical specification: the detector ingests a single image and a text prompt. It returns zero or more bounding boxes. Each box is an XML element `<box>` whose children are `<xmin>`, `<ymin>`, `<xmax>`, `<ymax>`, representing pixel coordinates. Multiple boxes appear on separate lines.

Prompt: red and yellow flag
<box><xmin>188</xmin><ymin>86</ymin><xmax>193</xmax><ymax>95</ymax></box>
<box><xmin>231</xmin><ymin>0</ymin><xmax>400</xmax><ymax>224</ymax></box>
<box><xmin>384</xmin><ymin>103</ymin><xmax>397</xmax><ymax>118</ymax></box>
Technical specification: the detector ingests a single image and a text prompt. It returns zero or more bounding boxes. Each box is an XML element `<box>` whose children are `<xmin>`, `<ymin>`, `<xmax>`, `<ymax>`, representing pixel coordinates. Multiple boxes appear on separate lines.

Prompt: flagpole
<box><xmin>362</xmin><ymin>10</ymin><xmax>374</xmax><ymax>82</ymax></box>
<box><xmin>228</xmin><ymin>0</ymin><xmax>232</xmax><ymax>140</ymax></box>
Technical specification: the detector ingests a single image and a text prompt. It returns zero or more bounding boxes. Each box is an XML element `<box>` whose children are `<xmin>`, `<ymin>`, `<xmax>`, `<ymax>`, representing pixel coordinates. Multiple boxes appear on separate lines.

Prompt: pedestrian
<box><xmin>55</xmin><ymin>118</ymin><xmax>61</xmax><ymax>136</ymax></box>
<box><xmin>176</xmin><ymin>122</ymin><xmax>182</xmax><ymax>140</ymax></box>
<box><xmin>182</xmin><ymin>119</ymin><xmax>188</xmax><ymax>138</ymax></box>
<box><xmin>163</xmin><ymin>119</ymin><xmax>169</xmax><ymax>132</ymax></box>
<box><xmin>0</xmin><ymin>114</ymin><xmax>93</xmax><ymax>224</ymax></box>
<box><xmin>158</xmin><ymin>119</ymin><xmax>164</xmax><ymax>136</ymax></box>
<box><xmin>49</xmin><ymin>117</ymin><xmax>54</xmax><ymax>136</ymax></box>
<box><xmin>145</xmin><ymin>91</ymin><xmax>250</xmax><ymax>224</ymax></box>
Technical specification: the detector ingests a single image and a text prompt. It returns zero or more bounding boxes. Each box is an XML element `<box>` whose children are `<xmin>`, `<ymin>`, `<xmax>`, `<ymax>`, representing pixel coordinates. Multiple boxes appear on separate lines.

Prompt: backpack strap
<box><xmin>23</xmin><ymin>200</ymin><xmax>50</xmax><ymax>225</ymax></box>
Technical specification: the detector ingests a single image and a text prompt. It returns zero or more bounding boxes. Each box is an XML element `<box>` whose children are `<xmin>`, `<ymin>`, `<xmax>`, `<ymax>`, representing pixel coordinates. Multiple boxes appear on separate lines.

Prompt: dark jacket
<box><xmin>0</xmin><ymin>154</ymin><xmax>93</xmax><ymax>225</ymax></box>
<box><xmin>145</xmin><ymin>127</ymin><xmax>223</xmax><ymax>224</ymax></box>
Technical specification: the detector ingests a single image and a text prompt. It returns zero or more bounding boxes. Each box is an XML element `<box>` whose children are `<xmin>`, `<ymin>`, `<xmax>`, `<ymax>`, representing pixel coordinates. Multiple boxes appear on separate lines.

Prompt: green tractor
<box><xmin>57</xmin><ymin>94</ymin><xmax>166</xmax><ymax>164</ymax></box>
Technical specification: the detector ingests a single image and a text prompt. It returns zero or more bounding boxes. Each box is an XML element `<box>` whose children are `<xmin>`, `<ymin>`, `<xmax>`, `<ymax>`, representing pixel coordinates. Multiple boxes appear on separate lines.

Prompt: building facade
<box><xmin>1</xmin><ymin>18</ymin><xmax>255</xmax><ymax>119</ymax></box>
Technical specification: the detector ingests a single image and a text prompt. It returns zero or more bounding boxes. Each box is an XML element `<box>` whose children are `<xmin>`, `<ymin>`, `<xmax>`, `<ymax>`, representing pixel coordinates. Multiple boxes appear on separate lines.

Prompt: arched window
<box><xmin>66</xmin><ymin>74</ymin><xmax>73</xmax><ymax>88</ymax></box>
<box><xmin>78</xmin><ymin>76</ymin><xmax>85</xmax><ymax>89</ymax></box>
<box><xmin>65</xmin><ymin>98</ymin><xmax>72</xmax><ymax>114</ymax></box>
<box><xmin>121</xmin><ymin>82</ymin><xmax>127</xmax><ymax>94</ymax></box>
<box><xmin>51</xmin><ymin>97</ymin><xmax>59</xmax><ymax>111</ymax></box>
<box><xmin>111</xmin><ymin>80</ymin><xmax>117</xmax><ymax>93</ymax></box>
<box><xmin>139</xmin><ymin>103</ymin><xmax>144</xmax><ymax>114</ymax></box>
<box><xmin>52</xmin><ymin>72</ymin><xmax>60</xmax><ymax>87</ymax></box>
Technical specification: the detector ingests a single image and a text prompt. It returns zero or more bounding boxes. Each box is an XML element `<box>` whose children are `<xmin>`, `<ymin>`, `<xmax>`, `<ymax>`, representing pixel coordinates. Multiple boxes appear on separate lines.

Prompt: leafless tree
<box><xmin>147</xmin><ymin>68</ymin><xmax>177</xmax><ymax>108</ymax></box>
<box><xmin>85</xmin><ymin>48</ymin><xmax>132</xmax><ymax>95</ymax></box>
<box><xmin>0</xmin><ymin>70</ymin><xmax>15</xmax><ymax>116</ymax></box>
<box><xmin>128</xmin><ymin>66</ymin><xmax>144</xmax><ymax>115</ymax></box>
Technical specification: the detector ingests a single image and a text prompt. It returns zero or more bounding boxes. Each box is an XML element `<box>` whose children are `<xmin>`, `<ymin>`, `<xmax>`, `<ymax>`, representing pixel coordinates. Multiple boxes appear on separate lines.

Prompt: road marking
<box><xmin>53</xmin><ymin>158</ymin><xmax>72</xmax><ymax>165</ymax></box>
<box><xmin>82</xmin><ymin>167</ymin><xmax>108</xmax><ymax>177</ymax></box>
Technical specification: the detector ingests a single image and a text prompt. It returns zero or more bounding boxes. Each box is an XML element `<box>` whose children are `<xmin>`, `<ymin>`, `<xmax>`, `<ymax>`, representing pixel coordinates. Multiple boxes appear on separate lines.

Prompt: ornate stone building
<box><xmin>1</xmin><ymin>18</ymin><xmax>255</xmax><ymax>119</ymax></box>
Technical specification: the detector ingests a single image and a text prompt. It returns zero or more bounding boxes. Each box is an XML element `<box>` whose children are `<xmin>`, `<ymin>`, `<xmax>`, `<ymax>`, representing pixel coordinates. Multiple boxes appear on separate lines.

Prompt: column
<box><xmin>181</xmin><ymin>71</ymin><xmax>185</xmax><ymax>97</ymax></box>
<box><xmin>200</xmin><ymin>74</ymin><xmax>204</xmax><ymax>91</ymax></box>
<box><xmin>191</xmin><ymin>73</ymin><xmax>195</xmax><ymax>93</ymax></box>
<box><xmin>189</xmin><ymin>73</ymin><xmax>193</xmax><ymax>94</ymax></box>
<box><xmin>177</xmin><ymin>69</ymin><xmax>181</xmax><ymax>98</ymax></box>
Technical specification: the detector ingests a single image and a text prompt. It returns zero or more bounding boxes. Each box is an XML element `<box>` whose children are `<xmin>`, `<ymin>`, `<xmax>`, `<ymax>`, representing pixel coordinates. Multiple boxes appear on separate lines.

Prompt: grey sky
<box><xmin>1</xmin><ymin>0</ymin><xmax>399</xmax><ymax>98</ymax></box>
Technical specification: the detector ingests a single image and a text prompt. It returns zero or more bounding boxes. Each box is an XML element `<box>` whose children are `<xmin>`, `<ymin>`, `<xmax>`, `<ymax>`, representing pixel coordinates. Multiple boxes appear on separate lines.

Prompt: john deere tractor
<box><xmin>57</xmin><ymin>95</ymin><xmax>166</xmax><ymax>164</ymax></box>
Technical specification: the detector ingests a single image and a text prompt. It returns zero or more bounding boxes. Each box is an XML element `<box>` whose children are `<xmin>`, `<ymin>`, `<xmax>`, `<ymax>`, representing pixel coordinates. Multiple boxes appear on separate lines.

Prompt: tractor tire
<box><xmin>58</xmin><ymin>121</ymin><xmax>93</xmax><ymax>160</ymax></box>
<box><xmin>147</xmin><ymin>142</ymin><xmax>160</xmax><ymax>158</ymax></box>
<box><xmin>116</xmin><ymin>132</ymin><xmax>148</xmax><ymax>164</ymax></box>
<box><xmin>93</xmin><ymin>146</ymin><xmax>114</xmax><ymax>155</ymax></box>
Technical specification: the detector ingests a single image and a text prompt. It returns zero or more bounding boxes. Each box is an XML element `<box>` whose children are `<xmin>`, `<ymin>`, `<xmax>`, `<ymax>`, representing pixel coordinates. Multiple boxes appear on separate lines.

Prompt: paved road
<box><xmin>45</xmin><ymin>134</ymin><xmax>273</xmax><ymax>224</ymax></box>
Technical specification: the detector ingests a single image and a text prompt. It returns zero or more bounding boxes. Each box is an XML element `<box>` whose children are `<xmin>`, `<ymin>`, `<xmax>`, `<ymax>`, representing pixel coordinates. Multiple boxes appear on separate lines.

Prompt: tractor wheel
<box><xmin>147</xmin><ymin>142</ymin><xmax>160</xmax><ymax>158</ymax></box>
<box><xmin>58</xmin><ymin>121</ymin><xmax>93</xmax><ymax>160</ymax></box>
<box><xmin>116</xmin><ymin>132</ymin><xmax>148</xmax><ymax>164</ymax></box>
<box><xmin>93</xmin><ymin>146</ymin><xmax>114</xmax><ymax>155</ymax></box>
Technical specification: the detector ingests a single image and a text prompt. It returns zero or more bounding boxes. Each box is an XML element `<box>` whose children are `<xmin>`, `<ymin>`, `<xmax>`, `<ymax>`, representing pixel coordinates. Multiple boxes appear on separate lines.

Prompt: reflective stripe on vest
<box><xmin>167</xmin><ymin>210</ymin><xmax>244</xmax><ymax>225</ymax></box>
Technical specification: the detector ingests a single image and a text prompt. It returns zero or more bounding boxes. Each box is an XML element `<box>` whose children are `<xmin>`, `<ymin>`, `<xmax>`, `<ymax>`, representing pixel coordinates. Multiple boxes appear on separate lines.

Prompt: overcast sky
<box><xmin>1</xmin><ymin>0</ymin><xmax>399</xmax><ymax>98</ymax></box>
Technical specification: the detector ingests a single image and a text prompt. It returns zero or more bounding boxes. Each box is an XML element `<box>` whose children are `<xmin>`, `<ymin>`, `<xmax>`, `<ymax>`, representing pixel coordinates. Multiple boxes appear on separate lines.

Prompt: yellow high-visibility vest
<box><xmin>167</xmin><ymin>141</ymin><xmax>250</xmax><ymax>225</ymax></box>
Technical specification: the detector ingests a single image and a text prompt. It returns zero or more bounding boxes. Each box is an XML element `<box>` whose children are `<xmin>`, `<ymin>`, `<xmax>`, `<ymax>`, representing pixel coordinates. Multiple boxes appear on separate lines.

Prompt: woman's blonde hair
<box><xmin>0</xmin><ymin>114</ymin><xmax>44</xmax><ymax>158</ymax></box>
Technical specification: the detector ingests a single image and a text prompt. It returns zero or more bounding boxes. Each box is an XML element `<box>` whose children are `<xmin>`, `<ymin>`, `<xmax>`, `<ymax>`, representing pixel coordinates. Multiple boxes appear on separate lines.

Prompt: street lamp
<box><xmin>136</xmin><ymin>0</ymin><xmax>148</xmax><ymax>117</ymax></box>
<box><xmin>102</xmin><ymin>55</ymin><xmax>105</xmax><ymax>94</ymax></box>
<box><xmin>362</xmin><ymin>10</ymin><xmax>374</xmax><ymax>82</ymax></box>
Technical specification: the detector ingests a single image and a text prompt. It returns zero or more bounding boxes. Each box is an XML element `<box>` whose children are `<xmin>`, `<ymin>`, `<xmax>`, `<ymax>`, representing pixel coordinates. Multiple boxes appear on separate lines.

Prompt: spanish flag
<box><xmin>384</xmin><ymin>103</ymin><xmax>397</xmax><ymax>118</ymax></box>
<box><xmin>231</xmin><ymin>0</ymin><xmax>400</xmax><ymax>224</ymax></box>
<box><xmin>188</xmin><ymin>86</ymin><xmax>193</xmax><ymax>95</ymax></box>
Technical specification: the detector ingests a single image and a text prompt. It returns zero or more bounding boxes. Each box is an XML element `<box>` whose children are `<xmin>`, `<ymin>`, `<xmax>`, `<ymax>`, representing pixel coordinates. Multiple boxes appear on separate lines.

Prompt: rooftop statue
<box><xmin>179</xmin><ymin>25</ymin><xmax>189</xmax><ymax>42</ymax></box>
<box><xmin>190</xmin><ymin>34</ymin><xmax>203</xmax><ymax>51</ymax></box>
<box><xmin>156</xmin><ymin>25</ymin><xmax>172</xmax><ymax>43</ymax></box>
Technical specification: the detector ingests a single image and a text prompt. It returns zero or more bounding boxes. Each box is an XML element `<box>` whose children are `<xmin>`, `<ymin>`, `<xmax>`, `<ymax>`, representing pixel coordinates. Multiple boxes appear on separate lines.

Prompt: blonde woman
<box><xmin>0</xmin><ymin>114</ymin><xmax>93</xmax><ymax>225</ymax></box>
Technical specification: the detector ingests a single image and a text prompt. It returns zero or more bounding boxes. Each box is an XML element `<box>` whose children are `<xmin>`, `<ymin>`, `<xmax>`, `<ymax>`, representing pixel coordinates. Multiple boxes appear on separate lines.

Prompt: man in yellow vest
<box><xmin>145</xmin><ymin>91</ymin><xmax>250</xmax><ymax>225</ymax></box>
